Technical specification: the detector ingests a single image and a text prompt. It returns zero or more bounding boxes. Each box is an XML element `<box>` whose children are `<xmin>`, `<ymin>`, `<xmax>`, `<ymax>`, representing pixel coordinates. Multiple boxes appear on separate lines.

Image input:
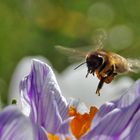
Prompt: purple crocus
<box><xmin>82</xmin><ymin>79</ymin><xmax>140</xmax><ymax>140</ymax></box>
<box><xmin>0</xmin><ymin>105</ymin><xmax>48</xmax><ymax>140</ymax></box>
<box><xmin>20</xmin><ymin>59</ymin><xmax>71</xmax><ymax>139</ymax></box>
<box><xmin>0</xmin><ymin>59</ymin><xmax>140</xmax><ymax>140</ymax></box>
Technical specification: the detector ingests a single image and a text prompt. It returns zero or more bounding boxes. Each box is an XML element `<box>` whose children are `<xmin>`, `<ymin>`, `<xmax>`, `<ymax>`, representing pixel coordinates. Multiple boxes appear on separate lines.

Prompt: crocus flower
<box><xmin>0</xmin><ymin>105</ymin><xmax>48</xmax><ymax>140</ymax></box>
<box><xmin>82</xmin><ymin>79</ymin><xmax>140</xmax><ymax>140</ymax></box>
<box><xmin>19</xmin><ymin>59</ymin><xmax>98</xmax><ymax>139</ymax></box>
<box><xmin>1</xmin><ymin>59</ymin><xmax>140</xmax><ymax>140</ymax></box>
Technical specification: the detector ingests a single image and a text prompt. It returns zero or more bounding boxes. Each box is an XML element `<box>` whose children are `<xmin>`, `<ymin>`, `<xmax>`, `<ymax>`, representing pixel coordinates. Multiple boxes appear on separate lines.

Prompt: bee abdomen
<box><xmin>115</xmin><ymin>61</ymin><xmax>129</xmax><ymax>73</ymax></box>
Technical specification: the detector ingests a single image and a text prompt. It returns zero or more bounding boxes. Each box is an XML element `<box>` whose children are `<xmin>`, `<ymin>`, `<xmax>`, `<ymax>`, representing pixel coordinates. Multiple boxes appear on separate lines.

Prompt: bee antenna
<box><xmin>74</xmin><ymin>62</ymin><xmax>86</xmax><ymax>70</ymax></box>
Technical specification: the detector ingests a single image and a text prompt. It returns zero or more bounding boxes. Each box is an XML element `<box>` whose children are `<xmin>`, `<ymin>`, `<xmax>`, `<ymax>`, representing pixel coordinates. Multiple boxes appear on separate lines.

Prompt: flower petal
<box><xmin>121</xmin><ymin>109</ymin><xmax>140</xmax><ymax>140</ymax></box>
<box><xmin>0</xmin><ymin>105</ymin><xmax>48</xmax><ymax>140</ymax></box>
<box><xmin>82</xmin><ymin>79</ymin><xmax>140</xmax><ymax>140</ymax></box>
<box><xmin>20</xmin><ymin>59</ymin><xmax>69</xmax><ymax>134</ymax></box>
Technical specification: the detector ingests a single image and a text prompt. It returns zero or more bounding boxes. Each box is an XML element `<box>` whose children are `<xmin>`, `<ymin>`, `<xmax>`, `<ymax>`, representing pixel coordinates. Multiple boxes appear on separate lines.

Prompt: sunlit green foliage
<box><xmin>0</xmin><ymin>0</ymin><xmax>140</xmax><ymax>106</ymax></box>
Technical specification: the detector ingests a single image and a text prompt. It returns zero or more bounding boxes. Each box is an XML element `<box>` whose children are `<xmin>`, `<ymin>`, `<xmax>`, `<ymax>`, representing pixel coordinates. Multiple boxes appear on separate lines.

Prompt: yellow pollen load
<box><xmin>69</xmin><ymin>106</ymin><xmax>98</xmax><ymax>140</ymax></box>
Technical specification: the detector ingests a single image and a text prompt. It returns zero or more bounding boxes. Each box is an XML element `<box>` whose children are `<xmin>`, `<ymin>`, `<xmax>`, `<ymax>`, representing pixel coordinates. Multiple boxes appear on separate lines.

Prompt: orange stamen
<box><xmin>69</xmin><ymin>106</ymin><xmax>98</xmax><ymax>140</ymax></box>
<box><xmin>47</xmin><ymin>133</ymin><xmax>71</xmax><ymax>140</ymax></box>
<box><xmin>47</xmin><ymin>133</ymin><xmax>60</xmax><ymax>140</ymax></box>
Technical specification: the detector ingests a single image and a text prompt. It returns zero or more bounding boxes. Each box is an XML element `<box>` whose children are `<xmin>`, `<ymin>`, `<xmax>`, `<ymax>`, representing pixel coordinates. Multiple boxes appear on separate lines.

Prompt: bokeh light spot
<box><xmin>108</xmin><ymin>25</ymin><xmax>134</xmax><ymax>50</ymax></box>
<box><xmin>88</xmin><ymin>3</ymin><xmax>115</xmax><ymax>27</ymax></box>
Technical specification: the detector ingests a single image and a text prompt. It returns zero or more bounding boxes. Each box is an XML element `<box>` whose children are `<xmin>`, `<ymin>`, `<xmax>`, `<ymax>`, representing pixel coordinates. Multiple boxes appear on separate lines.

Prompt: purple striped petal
<box><xmin>20</xmin><ymin>59</ymin><xmax>69</xmax><ymax>134</ymax></box>
<box><xmin>82</xmin><ymin>79</ymin><xmax>140</xmax><ymax>140</ymax></box>
<box><xmin>0</xmin><ymin>105</ymin><xmax>48</xmax><ymax>140</ymax></box>
<box><xmin>33</xmin><ymin>123</ymin><xmax>48</xmax><ymax>140</ymax></box>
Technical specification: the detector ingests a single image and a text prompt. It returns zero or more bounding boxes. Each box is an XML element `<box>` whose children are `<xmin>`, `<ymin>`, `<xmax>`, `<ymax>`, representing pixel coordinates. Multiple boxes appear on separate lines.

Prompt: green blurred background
<box><xmin>0</xmin><ymin>0</ymin><xmax>140</xmax><ymax>106</ymax></box>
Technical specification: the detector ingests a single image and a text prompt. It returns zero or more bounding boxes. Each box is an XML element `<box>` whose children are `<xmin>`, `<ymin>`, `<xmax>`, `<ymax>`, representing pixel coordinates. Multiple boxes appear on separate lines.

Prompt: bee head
<box><xmin>86</xmin><ymin>52</ymin><xmax>104</xmax><ymax>76</ymax></box>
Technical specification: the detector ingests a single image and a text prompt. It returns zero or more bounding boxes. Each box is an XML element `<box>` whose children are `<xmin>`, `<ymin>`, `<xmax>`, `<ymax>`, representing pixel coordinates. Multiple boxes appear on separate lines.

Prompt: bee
<box><xmin>84</xmin><ymin>48</ymin><xmax>138</xmax><ymax>96</ymax></box>
<box><xmin>55</xmin><ymin>45</ymin><xmax>140</xmax><ymax>96</ymax></box>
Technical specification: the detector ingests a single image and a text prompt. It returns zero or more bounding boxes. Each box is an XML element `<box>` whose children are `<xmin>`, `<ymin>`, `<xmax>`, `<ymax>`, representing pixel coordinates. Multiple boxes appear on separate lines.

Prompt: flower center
<box><xmin>47</xmin><ymin>133</ymin><xmax>70</xmax><ymax>140</ymax></box>
<box><xmin>69</xmin><ymin>106</ymin><xmax>98</xmax><ymax>139</ymax></box>
<box><xmin>47</xmin><ymin>133</ymin><xmax>60</xmax><ymax>140</ymax></box>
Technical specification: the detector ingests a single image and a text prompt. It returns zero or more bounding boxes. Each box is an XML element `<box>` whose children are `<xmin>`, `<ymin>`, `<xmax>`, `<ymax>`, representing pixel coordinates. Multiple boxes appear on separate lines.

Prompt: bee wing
<box><xmin>55</xmin><ymin>45</ymin><xmax>88</xmax><ymax>61</ymax></box>
<box><xmin>92</xmin><ymin>28</ymin><xmax>107</xmax><ymax>50</ymax></box>
<box><xmin>127</xmin><ymin>58</ymin><xmax>140</xmax><ymax>73</ymax></box>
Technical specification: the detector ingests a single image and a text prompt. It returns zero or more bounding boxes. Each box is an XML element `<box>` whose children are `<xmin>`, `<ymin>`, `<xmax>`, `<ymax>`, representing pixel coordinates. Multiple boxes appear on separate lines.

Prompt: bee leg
<box><xmin>106</xmin><ymin>65</ymin><xmax>115</xmax><ymax>76</ymax></box>
<box><xmin>86</xmin><ymin>69</ymin><xmax>95</xmax><ymax>77</ymax></box>
<box><xmin>96</xmin><ymin>77</ymin><xmax>106</xmax><ymax>96</ymax></box>
<box><xmin>98</xmin><ymin>62</ymin><xmax>106</xmax><ymax>73</ymax></box>
<box><xmin>91</xmin><ymin>70</ymin><xmax>95</xmax><ymax>76</ymax></box>
<box><xmin>113</xmin><ymin>72</ymin><xmax>117</xmax><ymax>76</ymax></box>
<box><xmin>96</xmin><ymin>65</ymin><xmax>115</xmax><ymax>96</ymax></box>
<box><xmin>86</xmin><ymin>70</ymin><xmax>90</xmax><ymax>78</ymax></box>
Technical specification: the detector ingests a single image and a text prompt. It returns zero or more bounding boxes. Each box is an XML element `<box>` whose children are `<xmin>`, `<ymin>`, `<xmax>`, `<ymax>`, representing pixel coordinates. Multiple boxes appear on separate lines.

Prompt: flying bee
<box><xmin>55</xmin><ymin>45</ymin><xmax>140</xmax><ymax>96</ymax></box>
